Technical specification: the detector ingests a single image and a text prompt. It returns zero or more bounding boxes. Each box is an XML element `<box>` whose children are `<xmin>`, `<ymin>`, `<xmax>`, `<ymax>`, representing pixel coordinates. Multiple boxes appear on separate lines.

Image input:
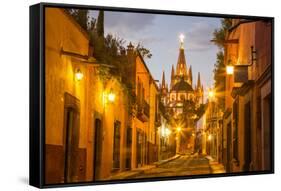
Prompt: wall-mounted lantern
<box><xmin>226</xmin><ymin>64</ymin><xmax>234</xmax><ymax>75</ymax></box>
<box><xmin>102</xmin><ymin>88</ymin><xmax>116</xmax><ymax>106</ymax></box>
<box><xmin>108</xmin><ymin>89</ymin><xmax>116</xmax><ymax>103</ymax></box>
<box><xmin>75</xmin><ymin>68</ymin><xmax>83</xmax><ymax>81</ymax></box>
<box><xmin>226</xmin><ymin>46</ymin><xmax>257</xmax><ymax>83</ymax></box>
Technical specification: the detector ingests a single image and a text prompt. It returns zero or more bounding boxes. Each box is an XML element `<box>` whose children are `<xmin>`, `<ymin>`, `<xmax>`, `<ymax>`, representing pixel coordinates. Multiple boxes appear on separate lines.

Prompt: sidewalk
<box><xmin>205</xmin><ymin>156</ymin><xmax>226</xmax><ymax>174</ymax></box>
<box><xmin>106</xmin><ymin>154</ymin><xmax>180</xmax><ymax>180</ymax></box>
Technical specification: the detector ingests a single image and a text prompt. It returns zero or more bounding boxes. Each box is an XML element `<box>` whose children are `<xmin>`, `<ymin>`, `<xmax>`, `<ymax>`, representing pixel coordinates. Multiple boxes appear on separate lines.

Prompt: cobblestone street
<box><xmin>40</xmin><ymin>8</ymin><xmax>273</xmax><ymax>185</ymax></box>
<box><xmin>129</xmin><ymin>154</ymin><xmax>223</xmax><ymax>179</ymax></box>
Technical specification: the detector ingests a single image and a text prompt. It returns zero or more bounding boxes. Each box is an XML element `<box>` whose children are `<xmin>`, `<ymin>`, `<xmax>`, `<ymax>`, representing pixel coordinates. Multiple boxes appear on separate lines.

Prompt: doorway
<box><xmin>93</xmin><ymin>118</ymin><xmax>103</xmax><ymax>181</ymax></box>
<box><xmin>126</xmin><ymin>127</ymin><xmax>132</xmax><ymax>170</ymax></box>
<box><xmin>262</xmin><ymin>94</ymin><xmax>271</xmax><ymax>170</ymax></box>
<box><xmin>63</xmin><ymin>93</ymin><xmax>80</xmax><ymax>183</ymax></box>
<box><xmin>244</xmin><ymin>101</ymin><xmax>252</xmax><ymax>171</ymax></box>
<box><xmin>113</xmin><ymin>121</ymin><xmax>121</xmax><ymax>170</ymax></box>
<box><xmin>226</xmin><ymin>122</ymin><xmax>232</xmax><ymax>172</ymax></box>
<box><xmin>136</xmin><ymin>130</ymin><xmax>142</xmax><ymax>167</ymax></box>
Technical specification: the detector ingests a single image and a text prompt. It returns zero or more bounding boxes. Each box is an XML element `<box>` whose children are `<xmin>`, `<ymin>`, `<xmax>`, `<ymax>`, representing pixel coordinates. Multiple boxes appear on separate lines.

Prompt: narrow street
<box><xmin>130</xmin><ymin>155</ymin><xmax>213</xmax><ymax>179</ymax></box>
<box><xmin>42</xmin><ymin>8</ymin><xmax>273</xmax><ymax>184</ymax></box>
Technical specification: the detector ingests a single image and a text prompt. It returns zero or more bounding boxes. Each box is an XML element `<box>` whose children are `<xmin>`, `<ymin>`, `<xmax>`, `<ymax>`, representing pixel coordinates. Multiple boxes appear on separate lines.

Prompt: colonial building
<box><xmin>45</xmin><ymin>8</ymin><xmax>133</xmax><ymax>183</ymax></box>
<box><xmin>45</xmin><ymin>8</ymin><xmax>163</xmax><ymax>184</ymax></box>
<box><xmin>159</xmin><ymin>36</ymin><xmax>204</xmax><ymax>154</ymax></box>
<box><xmin>223</xmin><ymin>18</ymin><xmax>272</xmax><ymax>173</ymax></box>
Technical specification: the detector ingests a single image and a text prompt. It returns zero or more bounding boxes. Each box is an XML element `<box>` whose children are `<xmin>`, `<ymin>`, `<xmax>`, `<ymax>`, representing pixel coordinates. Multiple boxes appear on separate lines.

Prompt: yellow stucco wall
<box><xmin>45</xmin><ymin>8</ymin><xmax>89</xmax><ymax>147</ymax></box>
<box><xmin>45</xmin><ymin>8</ymin><xmax>130</xmax><ymax>181</ymax></box>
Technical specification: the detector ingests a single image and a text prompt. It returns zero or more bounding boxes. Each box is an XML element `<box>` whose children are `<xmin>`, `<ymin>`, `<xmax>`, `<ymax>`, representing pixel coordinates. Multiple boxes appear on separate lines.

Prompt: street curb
<box><xmin>154</xmin><ymin>154</ymin><xmax>181</xmax><ymax>167</ymax></box>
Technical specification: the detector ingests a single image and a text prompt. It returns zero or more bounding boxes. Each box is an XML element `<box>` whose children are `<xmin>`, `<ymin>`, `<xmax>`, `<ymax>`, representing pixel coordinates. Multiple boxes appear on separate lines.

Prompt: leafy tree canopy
<box><xmin>211</xmin><ymin>18</ymin><xmax>232</xmax><ymax>110</ymax></box>
<box><xmin>212</xmin><ymin>18</ymin><xmax>232</xmax><ymax>49</ymax></box>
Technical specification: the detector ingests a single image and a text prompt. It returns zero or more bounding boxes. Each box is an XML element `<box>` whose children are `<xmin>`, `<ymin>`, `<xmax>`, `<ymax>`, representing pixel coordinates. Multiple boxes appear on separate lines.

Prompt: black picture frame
<box><xmin>30</xmin><ymin>2</ymin><xmax>274</xmax><ymax>188</ymax></box>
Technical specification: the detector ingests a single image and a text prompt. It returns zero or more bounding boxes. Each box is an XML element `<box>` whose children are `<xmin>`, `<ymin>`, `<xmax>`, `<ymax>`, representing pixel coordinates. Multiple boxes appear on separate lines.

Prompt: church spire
<box><xmin>179</xmin><ymin>34</ymin><xmax>185</xmax><ymax>49</ymax></box>
<box><xmin>176</xmin><ymin>34</ymin><xmax>188</xmax><ymax>78</ymax></box>
<box><xmin>197</xmin><ymin>72</ymin><xmax>201</xmax><ymax>90</ymax></box>
<box><xmin>170</xmin><ymin>65</ymin><xmax>175</xmax><ymax>88</ymax></box>
<box><xmin>161</xmin><ymin>71</ymin><xmax>166</xmax><ymax>89</ymax></box>
<box><xmin>171</xmin><ymin>65</ymin><xmax>175</xmax><ymax>78</ymax></box>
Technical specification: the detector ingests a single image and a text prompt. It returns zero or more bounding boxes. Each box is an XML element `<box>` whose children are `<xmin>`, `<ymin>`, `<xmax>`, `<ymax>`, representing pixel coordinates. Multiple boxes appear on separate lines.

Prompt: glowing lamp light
<box><xmin>179</xmin><ymin>34</ymin><xmax>185</xmax><ymax>43</ymax></box>
<box><xmin>208</xmin><ymin>90</ymin><xmax>215</xmax><ymax>99</ymax></box>
<box><xmin>161</xmin><ymin>127</ymin><xmax>165</xmax><ymax>137</ymax></box>
<box><xmin>176</xmin><ymin>126</ymin><xmax>182</xmax><ymax>132</ymax></box>
<box><xmin>208</xmin><ymin>134</ymin><xmax>212</xmax><ymax>141</ymax></box>
<box><xmin>108</xmin><ymin>89</ymin><xmax>116</xmax><ymax>103</ymax></box>
<box><xmin>75</xmin><ymin>69</ymin><xmax>83</xmax><ymax>81</ymax></box>
<box><xmin>226</xmin><ymin>65</ymin><xmax>234</xmax><ymax>75</ymax></box>
<box><xmin>165</xmin><ymin>128</ymin><xmax>171</xmax><ymax>137</ymax></box>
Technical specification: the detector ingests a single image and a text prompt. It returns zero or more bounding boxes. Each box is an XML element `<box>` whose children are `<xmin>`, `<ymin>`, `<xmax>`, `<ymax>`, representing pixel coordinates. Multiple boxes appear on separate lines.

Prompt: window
<box><xmin>113</xmin><ymin>121</ymin><xmax>121</xmax><ymax>169</ymax></box>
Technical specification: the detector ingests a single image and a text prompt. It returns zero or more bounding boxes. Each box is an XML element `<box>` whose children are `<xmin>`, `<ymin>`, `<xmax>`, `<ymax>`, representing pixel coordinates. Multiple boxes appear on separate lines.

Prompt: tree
<box><xmin>96</xmin><ymin>10</ymin><xmax>104</xmax><ymax>37</ymax></box>
<box><xmin>66</xmin><ymin>9</ymin><xmax>89</xmax><ymax>32</ymax></box>
<box><xmin>212</xmin><ymin>18</ymin><xmax>232</xmax><ymax>49</ymax></box>
<box><xmin>212</xmin><ymin>18</ymin><xmax>232</xmax><ymax>110</ymax></box>
<box><xmin>66</xmin><ymin>9</ymin><xmax>152</xmax><ymax>82</ymax></box>
<box><xmin>213</xmin><ymin>51</ymin><xmax>225</xmax><ymax>109</ymax></box>
<box><xmin>136</xmin><ymin>43</ymin><xmax>152</xmax><ymax>59</ymax></box>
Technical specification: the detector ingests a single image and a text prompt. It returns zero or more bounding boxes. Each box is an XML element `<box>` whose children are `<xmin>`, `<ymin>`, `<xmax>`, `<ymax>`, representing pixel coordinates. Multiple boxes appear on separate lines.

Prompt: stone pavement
<box><xmin>106</xmin><ymin>154</ymin><xmax>225</xmax><ymax>180</ymax></box>
<box><xmin>105</xmin><ymin>154</ymin><xmax>180</xmax><ymax>180</ymax></box>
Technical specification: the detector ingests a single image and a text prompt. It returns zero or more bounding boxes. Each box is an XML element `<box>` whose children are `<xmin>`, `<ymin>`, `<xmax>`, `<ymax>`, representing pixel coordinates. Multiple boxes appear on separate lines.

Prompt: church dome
<box><xmin>171</xmin><ymin>79</ymin><xmax>193</xmax><ymax>92</ymax></box>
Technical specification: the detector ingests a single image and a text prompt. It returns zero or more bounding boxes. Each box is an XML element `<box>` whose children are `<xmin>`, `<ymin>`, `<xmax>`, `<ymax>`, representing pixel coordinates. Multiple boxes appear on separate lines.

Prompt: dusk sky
<box><xmin>89</xmin><ymin>11</ymin><xmax>222</xmax><ymax>94</ymax></box>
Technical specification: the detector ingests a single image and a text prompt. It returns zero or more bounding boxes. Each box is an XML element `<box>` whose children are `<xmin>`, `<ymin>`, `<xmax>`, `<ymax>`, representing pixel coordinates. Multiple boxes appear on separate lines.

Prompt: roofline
<box><xmin>59</xmin><ymin>8</ymin><xmax>90</xmax><ymax>40</ymax></box>
<box><xmin>228</xmin><ymin>18</ymin><xmax>272</xmax><ymax>33</ymax></box>
<box><xmin>136</xmin><ymin>50</ymin><xmax>159</xmax><ymax>91</ymax></box>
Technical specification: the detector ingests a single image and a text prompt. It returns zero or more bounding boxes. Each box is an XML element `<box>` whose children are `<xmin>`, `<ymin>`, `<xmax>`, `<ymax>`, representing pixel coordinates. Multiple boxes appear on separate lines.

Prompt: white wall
<box><xmin>0</xmin><ymin>0</ymin><xmax>279</xmax><ymax>190</ymax></box>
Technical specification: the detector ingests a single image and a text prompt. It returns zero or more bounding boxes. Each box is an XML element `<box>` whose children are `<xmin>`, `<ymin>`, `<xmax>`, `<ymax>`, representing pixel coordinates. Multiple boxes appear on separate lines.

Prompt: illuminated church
<box><xmin>160</xmin><ymin>35</ymin><xmax>204</xmax><ymax>117</ymax></box>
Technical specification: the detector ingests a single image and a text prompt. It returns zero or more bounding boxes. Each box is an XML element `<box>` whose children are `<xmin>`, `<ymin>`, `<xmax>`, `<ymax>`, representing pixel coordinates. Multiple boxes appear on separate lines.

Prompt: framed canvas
<box><xmin>29</xmin><ymin>2</ymin><xmax>274</xmax><ymax>188</ymax></box>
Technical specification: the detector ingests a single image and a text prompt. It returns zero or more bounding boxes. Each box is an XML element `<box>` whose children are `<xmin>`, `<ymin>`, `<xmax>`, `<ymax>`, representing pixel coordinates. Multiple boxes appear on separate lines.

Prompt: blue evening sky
<box><xmin>89</xmin><ymin>11</ymin><xmax>222</xmax><ymax>93</ymax></box>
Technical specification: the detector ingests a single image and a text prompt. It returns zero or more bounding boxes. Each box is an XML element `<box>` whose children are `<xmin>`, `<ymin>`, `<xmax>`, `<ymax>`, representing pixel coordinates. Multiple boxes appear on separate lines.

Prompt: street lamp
<box><xmin>108</xmin><ymin>89</ymin><xmax>116</xmax><ymax>103</ymax></box>
<box><xmin>208</xmin><ymin>134</ymin><xmax>212</xmax><ymax>141</ymax></box>
<box><xmin>176</xmin><ymin>126</ymin><xmax>182</xmax><ymax>132</ymax></box>
<box><xmin>226</xmin><ymin>46</ymin><xmax>256</xmax><ymax>77</ymax></box>
<box><xmin>226</xmin><ymin>64</ymin><xmax>234</xmax><ymax>75</ymax></box>
<box><xmin>103</xmin><ymin>88</ymin><xmax>116</xmax><ymax>105</ymax></box>
<box><xmin>165</xmin><ymin>128</ymin><xmax>171</xmax><ymax>137</ymax></box>
<box><xmin>75</xmin><ymin>68</ymin><xmax>83</xmax><ymax>81</ymax></box>
<box><xmin>208</xmin><ymin>89</ymin><xmax>215</xmax><ymax>99</ymax></box>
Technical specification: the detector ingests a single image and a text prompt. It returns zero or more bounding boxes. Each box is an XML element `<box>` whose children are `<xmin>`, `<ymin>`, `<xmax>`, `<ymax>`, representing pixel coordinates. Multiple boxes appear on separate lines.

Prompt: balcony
<box><xmin>137</xmin><ymin>99</ymin><xmax>150</xmax><ymax>122</ymax></box>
